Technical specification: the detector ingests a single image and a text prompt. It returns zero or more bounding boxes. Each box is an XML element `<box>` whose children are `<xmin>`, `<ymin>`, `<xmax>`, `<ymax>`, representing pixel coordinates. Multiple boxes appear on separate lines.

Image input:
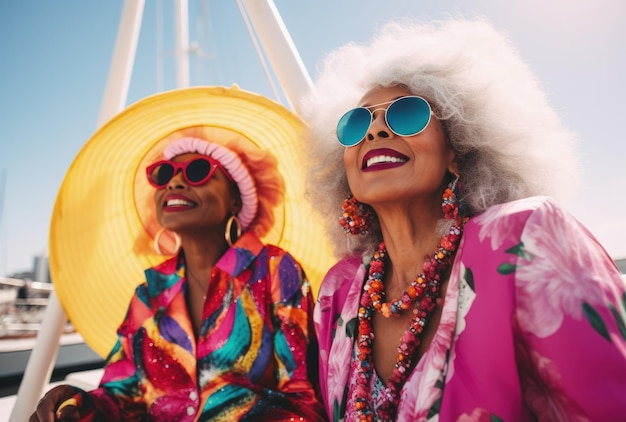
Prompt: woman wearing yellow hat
<box><xmin>29</xmin><ymin>87</ymin><xmax>330</xmax><ymax>421</ymax></box>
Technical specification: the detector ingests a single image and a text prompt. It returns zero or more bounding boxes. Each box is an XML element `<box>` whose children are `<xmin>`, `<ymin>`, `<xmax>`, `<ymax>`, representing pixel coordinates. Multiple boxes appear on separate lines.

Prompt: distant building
<box><xmin>8</xmin><ymin>254</ymin><xmax>50</xmax><ymax>283</ymax></box>
<box><xmin>8</xmin><ymin>270</ymin><xmax>35</xmax><ymax>282</ymax></box>
<box><xmin>33</xmin><ymin>255</ymin><xmax>50</xmax><ymax>283</ymax></box>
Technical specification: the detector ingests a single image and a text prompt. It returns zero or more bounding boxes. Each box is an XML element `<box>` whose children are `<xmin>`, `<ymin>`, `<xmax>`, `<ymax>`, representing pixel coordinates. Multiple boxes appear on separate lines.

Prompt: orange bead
<box><xmin>382</xmin><ymin>306</ymin><xmax>392</xmax><ymax>318</ymax></box>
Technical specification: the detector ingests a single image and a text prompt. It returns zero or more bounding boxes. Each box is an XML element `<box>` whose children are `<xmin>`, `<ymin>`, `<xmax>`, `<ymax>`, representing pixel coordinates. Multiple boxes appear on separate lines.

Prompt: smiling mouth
<box><xmin>165</xmin><ymin>198</ymin><xmax>196</xmax><ymax>208</ymax></box>
<box><xmin>365</xmin><ymin>155</ymin><xmax>408</xmax><ymax>168</ymax></box>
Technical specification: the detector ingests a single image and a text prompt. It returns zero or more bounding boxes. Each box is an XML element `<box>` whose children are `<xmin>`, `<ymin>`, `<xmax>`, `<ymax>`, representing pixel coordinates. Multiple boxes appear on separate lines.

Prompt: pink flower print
<box><xmin>457</xmin><ymin>408</ymin><xmax>499</xmax><ymax>422</ymax></box>
<box><xmin>515</xmin><ymin>200</ymin><xmax>609</xmax><ymax>337</ymax></box>
<box><xmin>313</xmin><ymin>291</ymin><xmax>333</xmax><ymax>328</ymax></box>
<box><xmin>326</xmin><ymin>315</ymin><xmax>358</xmax><ymax>402</ymax></box>
<box><xmin>517</xmin><ymin>340</ymin><xmax>589</xmax><ymax>421</ymax></box>
<box><xmin>401</xmin><ymin>277</ymin><xmax>458</xmax><ymax>420</ymax></box>
<box><xmin>474</xmin><ymin>197</ymin><xmax>546</xmax><ymax>251</ymax></box>
<box><xmin>446</xmin><ymin>261</ymin><xmax>475</xmax><ymax>383</ymax></box>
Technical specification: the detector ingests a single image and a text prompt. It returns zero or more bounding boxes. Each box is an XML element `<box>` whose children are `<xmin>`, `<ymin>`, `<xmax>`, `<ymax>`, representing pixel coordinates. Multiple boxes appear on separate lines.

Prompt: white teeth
<box><xmin>366</xmin><ymin>155</ymin><xmax>407</xmax><ymax>168</ymax></box>
<box><xmin>166</xmin><ymin>199</ymin><xmax>194</xmax><ymax>207</ymax></box>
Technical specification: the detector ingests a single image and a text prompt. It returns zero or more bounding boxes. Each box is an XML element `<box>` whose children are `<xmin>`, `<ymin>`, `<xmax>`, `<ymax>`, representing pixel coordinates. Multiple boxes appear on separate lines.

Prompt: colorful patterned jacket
<box><xmin>62</xmin><ymin>232</ymin><xmax>326</xmax><ymax>421</ymax></box>
<box><xmin>315</xmin><ymin>196</ymin><xmax>626</xmax><ymax>421</ymax></box>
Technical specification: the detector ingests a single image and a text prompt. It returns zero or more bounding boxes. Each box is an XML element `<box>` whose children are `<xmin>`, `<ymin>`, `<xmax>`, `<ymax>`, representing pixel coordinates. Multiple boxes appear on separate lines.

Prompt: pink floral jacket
<box><xmin>315</xmin><ymin>196</ymin><xmax>626</xmax><ymax>421</ymax></box>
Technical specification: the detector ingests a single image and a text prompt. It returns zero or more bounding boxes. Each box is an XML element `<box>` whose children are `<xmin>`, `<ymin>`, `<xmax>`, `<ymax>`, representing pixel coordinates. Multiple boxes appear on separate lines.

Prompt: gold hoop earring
<box><xmin>153</xmin><ymin>228</ymin><xmax>181</xmax><ymax>255</ymax></box>
<box><xmin>225</xmin><ymin>215</ymin><xmax>242</xmax><ymax>247</ymax></box>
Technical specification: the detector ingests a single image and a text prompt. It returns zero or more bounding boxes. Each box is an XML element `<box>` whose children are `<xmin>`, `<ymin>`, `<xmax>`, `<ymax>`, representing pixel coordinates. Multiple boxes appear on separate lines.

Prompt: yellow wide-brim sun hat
<box><xmin>49</xmin><ymin>85</ymin><xmax>336</xmax><ymax>358</ymax></box>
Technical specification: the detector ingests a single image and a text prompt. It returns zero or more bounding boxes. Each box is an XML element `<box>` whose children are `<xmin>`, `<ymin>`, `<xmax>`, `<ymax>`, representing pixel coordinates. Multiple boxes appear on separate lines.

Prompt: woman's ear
<box><xmin>447</xmin><ymin>155</ymin><xmax>459</xmax><ymax>176</ymax></box>
<box><xmin>230</xmin><ymin>186</ymin><xmax>243</xmax><ymax>215</ymax></box>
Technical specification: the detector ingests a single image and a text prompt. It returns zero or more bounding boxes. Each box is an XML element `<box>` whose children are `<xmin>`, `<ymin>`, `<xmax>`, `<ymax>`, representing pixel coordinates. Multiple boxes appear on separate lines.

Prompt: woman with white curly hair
<box><xmin>303</xmin><ymin>18</ymin><xmax>626</xmax><ymax>421</ymax></box>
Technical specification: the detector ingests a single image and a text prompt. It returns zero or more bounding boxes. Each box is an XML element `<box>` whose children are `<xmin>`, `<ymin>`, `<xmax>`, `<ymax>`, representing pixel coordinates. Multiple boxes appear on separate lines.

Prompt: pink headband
<box><xmin>163</xmin><ymin>137</ymin><xmax>258</xmax><ymax>230</ymax></box>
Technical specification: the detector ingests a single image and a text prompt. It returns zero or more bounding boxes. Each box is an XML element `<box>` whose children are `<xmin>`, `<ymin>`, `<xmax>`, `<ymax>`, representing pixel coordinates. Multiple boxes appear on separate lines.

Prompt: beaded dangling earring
<box><xmin>225</xmin><ymin>214</ymin><xmax>241</xmax><ymax>246</ymax></box>
<box><xmin>153</xmin><ymin>228</ymin><xmax>182</xmax><ymax>255</ymax></box>
<box><xmin>339</xmin><ymin>194</ymin><xmax>372</xmax><ymax>235</ymax></box>
<box><xmin>442</xmin><ymin>173</ymin><xmax>461</xmax><ymax>220</ymax></box>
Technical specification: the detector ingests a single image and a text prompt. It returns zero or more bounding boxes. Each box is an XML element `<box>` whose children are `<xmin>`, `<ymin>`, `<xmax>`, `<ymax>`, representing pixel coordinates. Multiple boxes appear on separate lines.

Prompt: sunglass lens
<box><xmin>337</xmin><ymin>107</ymin><xmax>371</xmax><ymax>147</ymax></box>
<box><xmin>386</xmin><ymin>97</ymin><xmax>431</xmax><ymax>136</ymax></box>
<box><xmin>186</xmin><ymin>159</ymin><xmax>212</xmax><ymax>184</ymax></box>
<box><xmin>152</xmin><ymin>164</ymin><xmax>174</xmax><ymax>187</ymax></box>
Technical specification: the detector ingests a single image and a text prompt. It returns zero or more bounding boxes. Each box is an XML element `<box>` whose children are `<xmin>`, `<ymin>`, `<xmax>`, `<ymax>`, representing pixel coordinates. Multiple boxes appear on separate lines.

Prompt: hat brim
<box><xmin>49</xmin><ymin>86</ymin><xmax>336</xmax><ymax>358</ymax></box>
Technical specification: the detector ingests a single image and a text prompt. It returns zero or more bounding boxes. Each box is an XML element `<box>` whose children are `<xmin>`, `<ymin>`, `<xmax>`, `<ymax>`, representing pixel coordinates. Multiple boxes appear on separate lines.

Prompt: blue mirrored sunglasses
<box><xmin>336</xmin><ymin>96</ymin><xmax>433</xmax><ymax>147</ymax></box>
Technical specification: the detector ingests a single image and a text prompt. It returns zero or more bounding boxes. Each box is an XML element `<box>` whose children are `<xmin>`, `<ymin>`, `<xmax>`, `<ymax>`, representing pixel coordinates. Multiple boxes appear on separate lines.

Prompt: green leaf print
<box><xmin>427</xmin><ymin>375</ymin><xmax>445</xmax><ymax>418</ymax></box>
<box><xmin>609</xmin><ymin>303</ymin><xmax>626</xmax><ymax>341</ymax></box>
<box><xmin>582</xmin><ymin>302</ymin><xmax>611</xmax><ymax>342</ymax></box>
<box><xmin>345</xmin><ymin>317</ymin><xmax>358</xmax><ymax>338</ymax></box>
<box><xmin>332</xmin><ymin>399</ymin><xmax>341</xmax><ymax>422</ymax></box>
<box><xmin>426</xmin><ymin>396</ymin><xmax>441</xmax><ymax>418</ymax></box>
<box><xmin>332</xmin><ymin>385</ymin><xmax>349</xmax><ymax>422</ymax></box>
<box><xmin>504</xmin><ymin>242</ymin><xmax>533</xmax><ymax>260</ymax></box>
<box><xmin>332</xmin><ymin>399</ymin><xmax>340</xmax><ymax>422</ymax></box>
<box><xmin>499</xmin><ymin>242</ymin><xmax>534</xmax><ymax>274</ymax></box>
<box><xmin>332</xmin><ymin>313</ymin><xmax>343</xmax><ymax>340</ymax></box>
<box><xmin>464</xmin><ymin>267</ymin><xmax>475</xmax><ymax>291</ymax></box>
<box><xmin>341</xmin><ymin>384</ymin><xmax>348</xmax><ymax>417</ymax></box>
<box><xmin>497</xmin><ymin>262</ymin><xmax>517</xmax><ymax>275</ymax></box>
<box><xmin>491</xmin><ymin>415</ymin><xmax>505</xmax><ymax>422</ymax></box>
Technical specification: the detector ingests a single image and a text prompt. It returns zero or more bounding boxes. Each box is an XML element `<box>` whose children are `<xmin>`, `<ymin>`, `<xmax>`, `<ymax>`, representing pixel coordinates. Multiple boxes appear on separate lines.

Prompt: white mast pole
<box><xmin>174</xmin><ymin>0</ymin><xmax>190</xmax><ymax>88</ymax></box>
<box><xmin>239</xmin><ymin>0</ymin><xmax>315</xmax><ymax>115</ymax></box>
<box><xmin>8</xmin><ymin>291</ymin><xmax>68</xmax><ymax>422</ymax></box>
<box><xmin>98</xmin><ymin>0</ymin><xmax>146</xmax><ymax>127</ymax></box>
<box><xmin>9</xmin><ymin>2</ymin><xmax>145</xmax><ymax>420</ymax></box>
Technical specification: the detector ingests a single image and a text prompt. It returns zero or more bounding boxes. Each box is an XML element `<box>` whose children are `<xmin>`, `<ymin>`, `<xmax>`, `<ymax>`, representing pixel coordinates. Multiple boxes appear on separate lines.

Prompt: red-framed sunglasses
<box><xmin>146</xmin><ymin>157</ymin><xmax>232</xmax><ymax>189</ymax></box>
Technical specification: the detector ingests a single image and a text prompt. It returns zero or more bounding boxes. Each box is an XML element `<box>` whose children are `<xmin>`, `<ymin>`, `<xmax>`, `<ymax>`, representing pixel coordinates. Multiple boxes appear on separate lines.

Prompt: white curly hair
<box><xmin>301</xmin><ymin>17</ymin><xmax>580</xmax><ymax>258</ymax></box>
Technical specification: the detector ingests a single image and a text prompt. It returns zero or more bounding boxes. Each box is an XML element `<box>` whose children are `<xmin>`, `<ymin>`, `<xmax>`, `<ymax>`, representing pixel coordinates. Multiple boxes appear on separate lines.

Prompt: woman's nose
<box><xmin>366</xmin><ymin>109</ymin><xmax>392</xmax><ymax>142</ymax></box>
<box><xmin>167</xmin><ymin>170</ymin><xmax>186</xmax><ymax>189</ymax></box>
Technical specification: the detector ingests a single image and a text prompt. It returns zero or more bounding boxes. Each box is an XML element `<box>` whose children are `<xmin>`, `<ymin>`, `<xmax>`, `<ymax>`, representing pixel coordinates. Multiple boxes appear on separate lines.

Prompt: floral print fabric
<box><xmin>315</xmin><ymin>196</ymin><xmax>626</xmax><ymax>421</ymax></box>
<box><xmin>62</xmin><ymin>232</ymin><xmax>325</xmax><ymax>421</ymax></box>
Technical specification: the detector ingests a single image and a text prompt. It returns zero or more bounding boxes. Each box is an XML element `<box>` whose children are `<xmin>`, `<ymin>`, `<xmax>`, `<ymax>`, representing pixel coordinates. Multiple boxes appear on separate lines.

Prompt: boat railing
<box><xmin>0</xmin><ymin>278</ymin><xmax>74</xmax><ymax>341</ymax></box>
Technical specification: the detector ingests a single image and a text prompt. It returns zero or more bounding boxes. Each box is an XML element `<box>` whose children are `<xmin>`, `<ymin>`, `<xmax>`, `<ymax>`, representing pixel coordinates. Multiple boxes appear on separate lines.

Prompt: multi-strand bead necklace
<box><xmin>353</xmin><ymin>184</ymin><xmax>467</xmax><ymax>421</ymax></box>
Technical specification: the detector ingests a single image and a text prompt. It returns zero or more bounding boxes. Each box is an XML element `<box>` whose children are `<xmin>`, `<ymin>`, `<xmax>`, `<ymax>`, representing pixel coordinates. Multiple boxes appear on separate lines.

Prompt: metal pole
<box><xmin>9</xmin><ymin>292</ymin><xmax>68</xmax><ymax>421</ymax></box>
<box><xmin>9</xmin><ymin>2</ymin><xmax>145</xmax><ymax>419</ymax></box>
<box><xmin>174</xmin><ymin>0</ymin><xmax>190</xmax><ymax>88</ymax></box>
<box><xmin>98</xmin><ymin>0</ymin><xmax>146</xmax><ymax>127</ymax></box>
<box><xmin>239</xmin><ymin>0</ymin><xmax>315</xmax><ymax>114</ymax></box>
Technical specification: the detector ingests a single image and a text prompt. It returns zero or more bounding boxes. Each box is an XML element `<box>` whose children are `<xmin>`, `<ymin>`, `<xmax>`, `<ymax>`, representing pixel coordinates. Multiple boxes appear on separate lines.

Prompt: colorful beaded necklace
<box><xmin>353</xmin><ymin>183</ymin><xmax>468</xmax><ymax>421</ymax></box>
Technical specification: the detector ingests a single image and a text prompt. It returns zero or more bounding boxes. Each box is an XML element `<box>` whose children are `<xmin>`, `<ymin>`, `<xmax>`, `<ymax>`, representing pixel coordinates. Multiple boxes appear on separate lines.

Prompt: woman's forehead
<box><xmin>171</xmin><ymin>152</ymin><xmax>205</xmax><ymax>162</ymax></box>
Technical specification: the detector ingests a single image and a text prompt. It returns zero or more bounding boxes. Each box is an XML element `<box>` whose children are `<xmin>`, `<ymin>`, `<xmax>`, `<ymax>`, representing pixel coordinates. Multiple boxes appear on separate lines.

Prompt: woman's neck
<box><xmin>180</xmin><ymin>230</ymin><xmax>230</xmax><ymax>278</ymax></box>
<box><xmin>374</xmin><ymin>200</ymin><xmax>444</xmax><ymax>293</ymax></box>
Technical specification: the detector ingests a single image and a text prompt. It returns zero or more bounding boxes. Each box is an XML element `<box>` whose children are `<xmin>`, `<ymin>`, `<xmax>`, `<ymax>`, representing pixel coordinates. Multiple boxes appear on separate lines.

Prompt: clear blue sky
<box><xmin>1</xmin><ymin>0</ymin><xmax>625</xmax><ymax>276</ymax></box>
